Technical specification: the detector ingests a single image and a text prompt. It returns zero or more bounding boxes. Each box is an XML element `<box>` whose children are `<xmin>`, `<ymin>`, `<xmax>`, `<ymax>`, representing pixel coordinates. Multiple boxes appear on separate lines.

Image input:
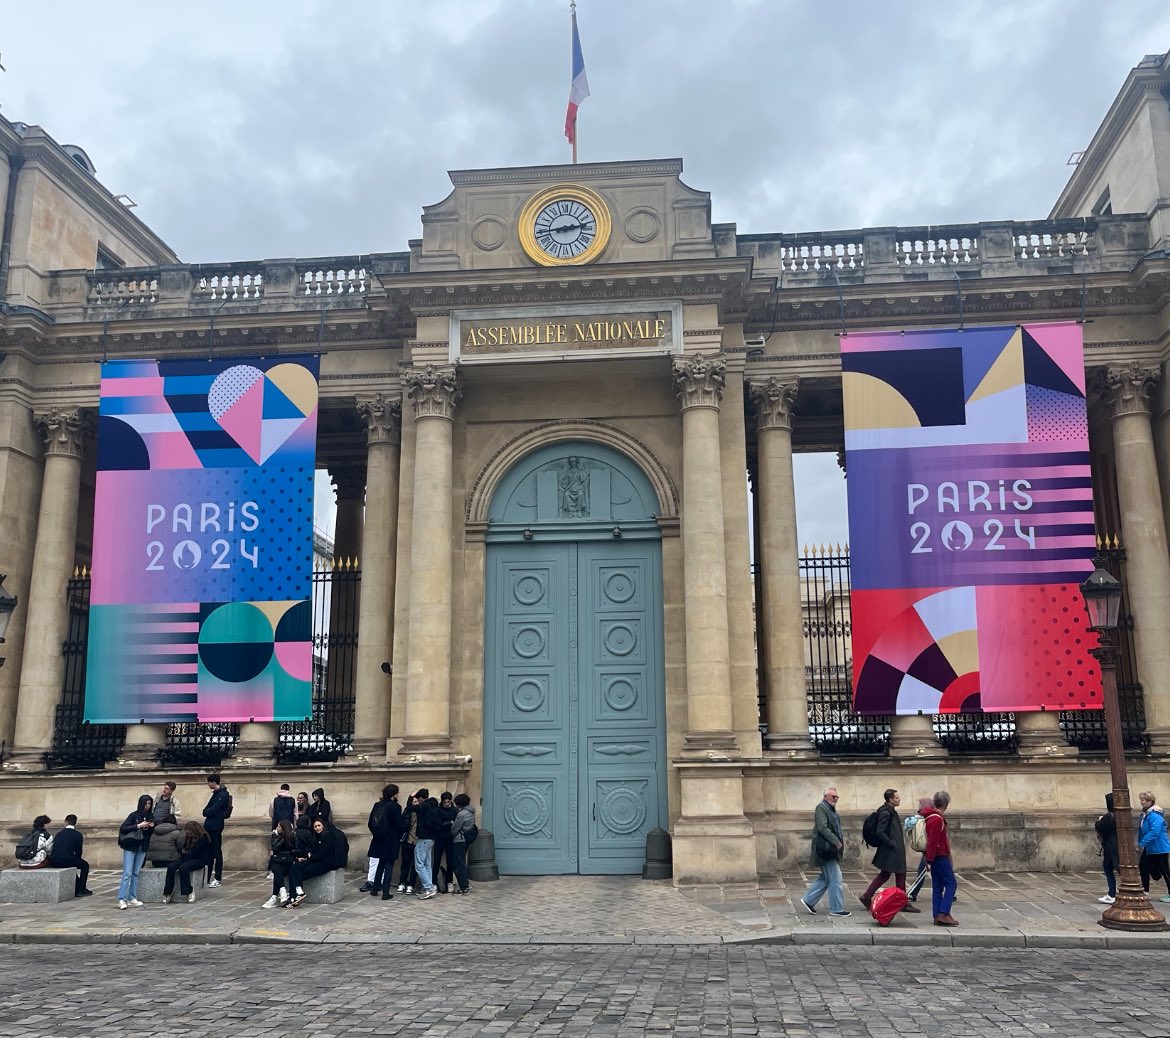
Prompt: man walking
<box><xmin>859</xmin><ymin>788</ymin><xmax>919</xmax><ymax>913</ymax></box>
<box><xmin>154</xmin><ymin>781</ymin><xmax>180</xmax><ymax>822</ymax></box>
<box><xmin>799</xmin><ymin>786</ymin><xmax>850</xmax><ymax>917</ymax></box>
<box><xmin>49</xmin><ymin>814</ymin><xmax>91</xmax><ymax>896</ymax></box>
<box><xmin>202</xmin><ymin>774</ymin><xmax>231</xmax><ymax>887</ymax></box>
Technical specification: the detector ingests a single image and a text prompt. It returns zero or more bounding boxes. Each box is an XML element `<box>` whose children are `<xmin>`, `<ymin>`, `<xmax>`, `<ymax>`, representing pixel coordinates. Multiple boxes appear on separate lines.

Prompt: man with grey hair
<box><xmin>799</xmin><ymin>786</ymin><xmax>850</xmax><ymax>917</ymax></box>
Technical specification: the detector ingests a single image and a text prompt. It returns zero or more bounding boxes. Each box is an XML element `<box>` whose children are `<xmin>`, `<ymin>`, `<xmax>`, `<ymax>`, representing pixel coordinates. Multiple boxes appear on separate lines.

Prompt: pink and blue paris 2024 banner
<box><xmin>842</xmin><ymin>322</ymin><xmax>1101</xmax><ymax>716</ymax></box>
<box><xmin>84</xmin><ymin>356</ymin><xmax>319</xmax><ymax>724</ymax></box>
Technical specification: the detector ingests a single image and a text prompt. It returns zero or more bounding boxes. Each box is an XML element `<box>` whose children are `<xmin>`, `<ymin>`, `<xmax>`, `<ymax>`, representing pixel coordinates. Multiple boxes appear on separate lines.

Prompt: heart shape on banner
<box><xmin>208</xmin><ymin>363</ymin><xmax>318</xmax><ymax>464</ymax></box>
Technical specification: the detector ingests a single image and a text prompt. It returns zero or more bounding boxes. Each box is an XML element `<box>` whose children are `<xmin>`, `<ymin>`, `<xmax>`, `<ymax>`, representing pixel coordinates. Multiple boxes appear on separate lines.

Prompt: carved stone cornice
<box><xmin>34</xmin><ymin>407</ymin><xmax>94</xmax><ymax>459</ymax></box>
<box><xmin>355</xmin><ymin>394</ymin><xmax>402</xmax><ymax>446</ymax></box>
<box><xmin>329</xmin><ymin>461</ymin><xmax>369</xmax><ymax>500</ymax></box>
<box><xmin>402</xmin><ymin>365</ymin><xmax>462</xmax><ymax>421</ymax></box>
<box><xmin>1095</xmin><ymin>362</ymin><xmax>1161</xmax><ymax>420</ymax></box>
<box><xmin>672</xmin><ymin>355</ymin><xmax>726</xmax><ymax>412</ymax></box>
<box><xmin>749</xmin><ymin>376</ymin><xmax>799</xmax><ymax>433</ymax></box>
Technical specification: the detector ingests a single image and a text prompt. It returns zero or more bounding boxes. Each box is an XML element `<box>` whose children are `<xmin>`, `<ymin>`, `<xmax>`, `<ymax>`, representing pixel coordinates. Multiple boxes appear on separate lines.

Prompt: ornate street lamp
<box><xmin>0</xmin><ymin>574</ymin><xmax>18</xmax><ymax>669</ymax></box>
<box><xmin>1080</xmin><ymin>559</ymin><xmax>1169</xmax><ymax>931</ymax></box>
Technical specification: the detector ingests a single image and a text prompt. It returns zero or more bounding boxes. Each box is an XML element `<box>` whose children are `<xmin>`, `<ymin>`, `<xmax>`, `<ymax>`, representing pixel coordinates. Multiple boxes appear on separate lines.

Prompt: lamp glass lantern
<box><xmin>1080</xmin><ymin>562</ymin><xmax>1122</xmax><ymax>633</ymax></box>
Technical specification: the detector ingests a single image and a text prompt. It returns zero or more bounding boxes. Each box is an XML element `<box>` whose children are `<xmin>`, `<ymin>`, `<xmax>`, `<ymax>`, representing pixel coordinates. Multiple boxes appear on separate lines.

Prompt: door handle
<box><xmin>592</xmin><ymin>803</ymin><xmax>596</xmax><ymax>820</ymax></box>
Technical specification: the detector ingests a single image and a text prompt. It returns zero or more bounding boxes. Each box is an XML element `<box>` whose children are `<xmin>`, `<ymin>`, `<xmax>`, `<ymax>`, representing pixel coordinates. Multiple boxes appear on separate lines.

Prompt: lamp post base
<box><xmin>1098</xmin><ymin>887</ymin><xmax>1170</xmax><ymax>932</ymax></box>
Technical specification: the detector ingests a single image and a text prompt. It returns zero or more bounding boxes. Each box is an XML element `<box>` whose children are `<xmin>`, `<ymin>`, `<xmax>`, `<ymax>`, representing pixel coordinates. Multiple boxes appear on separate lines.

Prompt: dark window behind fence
<box><xmin>51</xmin><ymin>564</ymin><xmax>359</xmax><ymax>770</ymax></box>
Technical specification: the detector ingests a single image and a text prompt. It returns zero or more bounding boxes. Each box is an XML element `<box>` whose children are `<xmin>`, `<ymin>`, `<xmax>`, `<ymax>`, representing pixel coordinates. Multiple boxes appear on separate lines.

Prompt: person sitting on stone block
<box><xmin>15</xmin><ymin>816</ymin><xmax>53</xmax><ymax>869</ymax></box>
<box><xmin>49</xmin><ymin>814</ymin><xmax>92</xmax><ymax>896</ymax></box>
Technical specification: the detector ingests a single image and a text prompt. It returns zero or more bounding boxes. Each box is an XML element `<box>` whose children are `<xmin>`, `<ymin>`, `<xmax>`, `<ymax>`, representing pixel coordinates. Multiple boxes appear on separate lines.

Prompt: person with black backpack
<box><xmin>14</xmin><ymin>815</ymin><xmax>53</xmax><ymax>869</ymax></box>
<box><xmin>858</xmin><ymin>788</ymin><xmax>919</xmax><ymax>914</ymax></box>
<box><xmin>450</xmin><ymin>793</ymin><xmax>478</xmax><ymax>895</ymax></box>
<box><xmin>365</xmin><ymin>784</ymin><xmax>404</xmax><ymax>900</ymax></box>
<box><xmin>268</xmin><ymin>783</ymin><xmax>297</xmax><ymax>827</ymax></box>
<box><xmin>202</xmin><ymin>774</ymin><xmax>232</xmax><ymax>888</ymax></box>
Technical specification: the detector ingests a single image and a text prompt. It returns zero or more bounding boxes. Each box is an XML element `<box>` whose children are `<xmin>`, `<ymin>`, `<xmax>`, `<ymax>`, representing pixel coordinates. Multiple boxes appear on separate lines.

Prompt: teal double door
<box><xmin>484</xmin><ymin>538</ymin><xmax>666</xmax><ymax>874</ymax></box>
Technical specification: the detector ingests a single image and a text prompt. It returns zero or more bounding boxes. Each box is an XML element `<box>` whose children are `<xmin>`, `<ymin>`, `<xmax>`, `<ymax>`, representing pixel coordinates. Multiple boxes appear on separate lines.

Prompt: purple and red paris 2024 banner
<box><xmin>84</xmin><ymin>356</ymin><xmax>319</xmax><ymax>724</ymax></box>
<box><xmin>842</xmin><ymin>322</ymin><xmax>1102</xmax><ymax>715</ymax></box>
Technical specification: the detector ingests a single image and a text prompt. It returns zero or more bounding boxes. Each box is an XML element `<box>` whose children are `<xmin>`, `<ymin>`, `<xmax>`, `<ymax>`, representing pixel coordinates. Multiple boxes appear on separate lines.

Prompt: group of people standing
<box><xmin>1094</xmin><ymin>789</ymin><xmax>1170</xmax><ymax>904</ymax></box>
<box><xmin>258</xmin><ymin>784</ymin><xmax>477</xmax><ymax>908</ymax></box>
<box><xmin>800</xmin><ymin>786</ymin><xmax>958</xmax><ymax>925</ymax></box>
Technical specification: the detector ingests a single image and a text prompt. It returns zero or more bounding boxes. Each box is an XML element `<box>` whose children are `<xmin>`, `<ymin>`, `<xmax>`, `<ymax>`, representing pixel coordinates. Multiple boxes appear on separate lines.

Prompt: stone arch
<box><xmin>466</xmin><ymin>419</ymin><xmax>679</xmax><ymax>524</ymax></box>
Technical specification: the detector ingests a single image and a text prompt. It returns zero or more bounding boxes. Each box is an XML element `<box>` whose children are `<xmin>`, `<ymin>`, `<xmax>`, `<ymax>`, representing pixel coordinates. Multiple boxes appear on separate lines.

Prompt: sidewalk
<box><xmin>1</xmin><ymin>868</ymin><xmax>1167</xmax><ymax>948</ymax></box>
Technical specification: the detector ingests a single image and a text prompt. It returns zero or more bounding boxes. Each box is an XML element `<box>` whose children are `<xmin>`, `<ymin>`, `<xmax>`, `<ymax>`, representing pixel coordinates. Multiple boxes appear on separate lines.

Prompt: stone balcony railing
<box><xmin>736</xmin><ymin>214</ymin><xmax>1149</xmax><ymax>281</ymax></box>
<box><xmin>26</xmin><ymin>214</ymin><xmax>1154</xmax><ymax>320</ymax></box>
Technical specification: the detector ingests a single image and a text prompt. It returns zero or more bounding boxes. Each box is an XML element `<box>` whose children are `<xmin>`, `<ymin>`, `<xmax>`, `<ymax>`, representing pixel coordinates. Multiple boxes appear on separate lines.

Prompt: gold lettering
<box><xmin>522</xmin><ymin>325</ymin><xmax>534</xmax><ymax>344</ymax></box>
<box><xmin>655</xmin><ymin>319</ymin><xmax>666</xmax><ymax>339</ymax></box>
<box><xmin>557</xmin><ymin>324</ymin><xmax>567</xmax><ymax>343</ymax></box>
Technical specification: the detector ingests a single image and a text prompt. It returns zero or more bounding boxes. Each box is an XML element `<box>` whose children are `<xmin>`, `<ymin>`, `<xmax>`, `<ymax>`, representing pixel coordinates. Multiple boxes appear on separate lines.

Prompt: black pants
<box><xmin>290</xmin><ymin>860</ymin><xmax>333</xmax><ymax>891</ymax></box>
<box><xmin>51</xmin><ymin>857</ymin><xmax>89</xmax><ymax>894</ymax></box>
<box><xmin>269</xmin><ymin>856</ymin><xmax>297</xmax><ymax>895</ymax></box>
<box><xmin>1139</xmin><ymin>851</ymin><xmax>1170</xmax><ymax>894</ymax></box>
<box><xmin>165</xmin><ymin>856</ymin><xmax>207</xmax><ymax>896</ymax></box>
<box><xmin>452</xmin><ymin>841</ymin><xmax>470</xmax><ymax>893</ymax></box>
<box><xmin>205</xmin><ymin>829</ymin><xmax>223</xmax><ymax>882</ymax></box>
<box><xmin>433</xmin><ymin>839</ymin><xmax>454</xmax><ymax>890</ymax></box>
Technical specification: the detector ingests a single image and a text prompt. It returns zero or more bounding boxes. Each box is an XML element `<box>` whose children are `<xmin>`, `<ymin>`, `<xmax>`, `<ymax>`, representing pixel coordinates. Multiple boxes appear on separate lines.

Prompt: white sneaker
<box><xmin>128</xmin><ymin>898</ymin><xmax>144</xmax><ymax>908</ymax></box>
<box><xmin>117</xmin><ymin>899</ymin><xmax>128</xmax><ymax>910</ymax></box>
<box><xmin>418</xmin><ymin>888</ymin><xmax>436</xmax><ymax>900</ymax></box>
<box><xmin>396</xmin><ymin>884</ymin><xmax>405</xmax><ymax>893</ymax></box>
<box><xmin>265</xmin><ymin>872</ymin><xmax>273</xmax><ymax>880</ymax></box>
<box><xmin>208</xmin><ymin>879</ymin><xmax>221</xmax><ymax>888</ymax></box>
<box><xmin>262</xmin><ymin>895</ymin><xmax>280</xmax><ymax>908</ymax></box>
<box><xmin>162</xmin><ymin>895</ymin><xmax>172</xmax><ymax>905</ymax></box>
<box><xmin>188</xmin><ymin>893</ymin><xmax>197</xmax><ymax>904</ymax></box>
<box><xmin>277</xmin><ymin>887</ymin><xmax>290</xmax><ymax>906</ymax></box>
<box><xmin>1098</xmin><ymin>894</ymin><xmax>1116</xmax><ymax>904</ymax></box>
<box><xmin>405</xmin><ymin>885</ymin><xmax>413</xmax><ymax>894</ymax></box>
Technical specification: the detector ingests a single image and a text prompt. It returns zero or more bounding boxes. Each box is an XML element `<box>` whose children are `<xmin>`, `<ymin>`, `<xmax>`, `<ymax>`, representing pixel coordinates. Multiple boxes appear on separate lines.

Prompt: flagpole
<box><xmin>570</xmin><ymin>0</ymin><xmax>577</xmax><ymax>165</ymax></box>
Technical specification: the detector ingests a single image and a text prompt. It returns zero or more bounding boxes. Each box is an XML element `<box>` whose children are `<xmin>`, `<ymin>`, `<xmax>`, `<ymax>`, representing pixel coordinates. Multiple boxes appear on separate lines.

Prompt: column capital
<box><xmin>748</xmin><ymin>376</ymin><xmax>799</xmax><ymax>432</ymax></box>
<box><xmin>673</xmin><ymin>354</ymin><xmax>726</xmax><ymax>411</ymax></box>
<box><xmin>33</xmin><ymin>407</ymin><xmax>94</xmax><ymax>459</ymax></box>
<box><xmin>329</xmin><ymin>461</ymin><xmax>367</xmax><ymax>501</ymax></box>
<box><xmin>1096</xmin><ymin>362</ymin><xmax>1161</xmax><ymax>420</ymax></box>
<box><xmin>402</xmin><ymin>365</ymin><xmax>462</xmax><ymax>420</ymax></box>
<box><xmin>356</xmin><ymin>394</ymin><xmax>402</xmax><ymax>446</ymax></box>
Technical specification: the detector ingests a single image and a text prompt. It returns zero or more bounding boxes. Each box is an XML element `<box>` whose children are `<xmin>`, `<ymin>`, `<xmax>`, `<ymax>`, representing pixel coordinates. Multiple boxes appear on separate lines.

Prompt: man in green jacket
<box><xmin>799</xmin><ymin>786</ymin><xmax>850</xmax><ymax>916</ymax></box>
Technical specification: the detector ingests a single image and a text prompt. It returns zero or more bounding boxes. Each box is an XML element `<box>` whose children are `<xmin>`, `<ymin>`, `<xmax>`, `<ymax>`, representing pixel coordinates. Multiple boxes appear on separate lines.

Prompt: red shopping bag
<box><xmin>869</xmin><ymin>886</ymin><xmax>908</xmax><ymax>926</ymax></box>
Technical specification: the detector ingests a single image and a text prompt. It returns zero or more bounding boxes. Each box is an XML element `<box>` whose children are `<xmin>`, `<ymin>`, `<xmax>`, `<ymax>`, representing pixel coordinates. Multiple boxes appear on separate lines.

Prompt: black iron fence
<box><xmin>779</xmin><ymin>546</ymin><xmax>1144</xmax><ymax>757</ymax></box>
<box><xmin>50</xmin><ymin>563</ymin><xmax>359</xmax><ymax>770</ymax></box>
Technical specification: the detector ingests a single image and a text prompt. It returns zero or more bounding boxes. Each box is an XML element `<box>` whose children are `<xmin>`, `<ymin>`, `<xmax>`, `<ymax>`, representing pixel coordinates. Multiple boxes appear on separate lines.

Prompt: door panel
<box><xmin>485</xmin><ymin>539</ymin><xmax>664</xmax><ymax>875</ymax></box>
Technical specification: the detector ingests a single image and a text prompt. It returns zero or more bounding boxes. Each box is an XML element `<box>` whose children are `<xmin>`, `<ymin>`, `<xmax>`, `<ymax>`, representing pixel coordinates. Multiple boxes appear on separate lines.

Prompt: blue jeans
<box><xmin>803</xmin><ymin>859</ymin><xmax>845</xmax><ymax>913</ymax></box>
<box><xmin>413</xmin><ymin>839</ymin><xmax>436</xmax><ymax>893</ymax></box>
<box><xmin>931</xmin><ymin>855</ymin><xmax>957</xmax><ymax>917</ymax></box>
<box><xmin>118</xmin><ymin>847</ymin><xmax>146</xmax><ymax>900</ymax></box>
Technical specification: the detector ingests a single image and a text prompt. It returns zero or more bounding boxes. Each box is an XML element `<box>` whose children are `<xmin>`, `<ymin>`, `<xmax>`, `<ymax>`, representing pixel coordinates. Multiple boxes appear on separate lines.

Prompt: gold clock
<box><xmin>518</xmin><ymin>184</ymin><xmax>612</xmax><ymax>266</ymax></box>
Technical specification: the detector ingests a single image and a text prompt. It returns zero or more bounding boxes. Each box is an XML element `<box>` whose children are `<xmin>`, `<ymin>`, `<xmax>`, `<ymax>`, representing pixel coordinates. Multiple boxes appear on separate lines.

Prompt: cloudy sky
<box><xmin>4</xmin><ymin>1</ymin><xmax>1168</xmax><ymax>544</ymax></box>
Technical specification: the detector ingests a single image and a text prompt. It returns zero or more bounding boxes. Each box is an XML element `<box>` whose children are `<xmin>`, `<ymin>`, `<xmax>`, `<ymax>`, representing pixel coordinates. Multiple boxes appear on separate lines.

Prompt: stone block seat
<box><xmin>0</xmin><ymin>867</ymin><xmax>76</xmax><ymax>903</ymax></box>
<box><xmin>135</xmin><ymin>866</ymin><xmax>206</xmax><ymax>903</ymax></box>
<box><xmin>300</xmin><ymin>869</ymin><xmax>347</xmax><ymax>904</ymax></box>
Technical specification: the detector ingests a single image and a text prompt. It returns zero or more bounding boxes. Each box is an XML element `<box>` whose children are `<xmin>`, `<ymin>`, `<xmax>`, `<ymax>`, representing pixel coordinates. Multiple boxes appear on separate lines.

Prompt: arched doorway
<box><xmin>483</xmin><ymin>440</ymin><xmax>667</xmax><ymax>874</ymax></box>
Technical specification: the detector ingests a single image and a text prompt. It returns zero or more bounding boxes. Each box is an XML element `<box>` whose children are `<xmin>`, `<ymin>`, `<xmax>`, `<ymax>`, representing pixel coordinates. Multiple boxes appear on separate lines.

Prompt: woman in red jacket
<box><xmin>922</xmin><ymin>790</ymin><xmax>958</xmax><ymax>926</ymax></box>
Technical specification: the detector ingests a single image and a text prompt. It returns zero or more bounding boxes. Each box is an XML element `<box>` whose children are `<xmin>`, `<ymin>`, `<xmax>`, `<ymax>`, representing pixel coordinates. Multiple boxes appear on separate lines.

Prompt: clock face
<box><xmin>533</xmin><ymin>198</ymin><xmax>597</xmax><ymax>260</ymax></box>
<box><xmin>518</xmin><ymin>184</ymin><xmax>611</xmax><ymax>266</ymax></box>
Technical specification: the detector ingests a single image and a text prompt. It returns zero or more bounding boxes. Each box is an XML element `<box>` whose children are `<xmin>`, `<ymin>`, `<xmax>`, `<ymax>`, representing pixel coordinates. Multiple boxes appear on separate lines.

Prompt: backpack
<box><xmin>333</xmin><ymin>827</ymin><xmax>350</xmax><ymax>870</ymax></box>
<box><xmin>14</xmin><ymin>829</ymin><xmax>41</xmax><ymax>862</ymax></box>
<box><xmin>272</xmin><ymin>796</ymin><xmax>295</xmax><ymax>824</ymax></box>
<box><xmin>862</xmin><ymin>809</ymin><xmax>881</xmax><ymax>849</ymax></box>
<box><xmin>908</xmin><ymin>814</ymin><xmax>929</xmax><ymax>854</ymax></box>
<box><xmin>370</xmin><ymin>801</ymin><xmax>395</xmax><ymax>839</ymax></box>
<box><xmin>223</xmin><ymin>791</ymin><xmax>234</xmax><ymax>819</ymax></box>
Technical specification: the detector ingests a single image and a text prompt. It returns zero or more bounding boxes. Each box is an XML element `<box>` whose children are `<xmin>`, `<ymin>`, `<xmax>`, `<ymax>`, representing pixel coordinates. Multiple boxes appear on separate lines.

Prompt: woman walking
<box><xmin>1137</xmin><ymin>790</ymin><xmax>1170</xmax><ymax>902</ymax></box>
<box><xmin>117</xmin><ymin>794</ymin><xmax>155</xmax><ymax>910</ymax></box>
<box><xmin>163</xmin><ymin>821</ymin><xmax>211</xmax><ymax>904</ymax></box>
<box><xmin>923</xmin><ymin>790</ymin><xmax>958</xmax><ymax>926</ymax></box>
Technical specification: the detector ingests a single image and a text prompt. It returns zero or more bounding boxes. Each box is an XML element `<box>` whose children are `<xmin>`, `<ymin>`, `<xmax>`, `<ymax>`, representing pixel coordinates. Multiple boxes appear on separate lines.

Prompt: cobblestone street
<box><xmin>0</xmin><ymin>944</ymin><xmax>1162</xmax><ymax>1037</ymax></box>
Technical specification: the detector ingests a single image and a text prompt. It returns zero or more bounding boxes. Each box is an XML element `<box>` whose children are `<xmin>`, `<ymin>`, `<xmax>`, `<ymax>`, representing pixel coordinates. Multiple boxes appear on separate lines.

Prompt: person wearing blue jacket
<box><xmin>1137</xmin><ymin>790</ymin><xmax>1170</xmax><ymax>903</ymax></box>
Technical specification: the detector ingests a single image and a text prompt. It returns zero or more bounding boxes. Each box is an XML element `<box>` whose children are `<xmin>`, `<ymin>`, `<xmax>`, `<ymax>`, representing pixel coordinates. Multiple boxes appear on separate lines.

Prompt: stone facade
<box><xmin>2</xmin><ymin>54</ymin><xmax>1170</xmax><ymax>882</ymax></box>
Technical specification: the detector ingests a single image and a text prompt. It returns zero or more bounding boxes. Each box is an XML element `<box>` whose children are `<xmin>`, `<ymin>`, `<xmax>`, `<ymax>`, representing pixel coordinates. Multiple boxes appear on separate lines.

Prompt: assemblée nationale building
<box><xmin>1</xmin><ymin>52</ymin><xmax>1169</xmax><ymax>882</ymax></box>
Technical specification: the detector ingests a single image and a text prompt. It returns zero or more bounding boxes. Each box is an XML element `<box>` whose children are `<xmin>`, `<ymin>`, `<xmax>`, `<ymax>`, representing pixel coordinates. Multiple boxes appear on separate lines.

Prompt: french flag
<box><xmin>564</xmin><ymin>6</ymin><xmax>590</xmax><ymax>149</ymax></box>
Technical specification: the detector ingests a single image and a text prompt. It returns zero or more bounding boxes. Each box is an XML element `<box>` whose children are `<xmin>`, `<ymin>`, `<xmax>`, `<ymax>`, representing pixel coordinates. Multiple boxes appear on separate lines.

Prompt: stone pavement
<box><xmin>0</xmin><ymin>867</ymin><xmax>1167</xmax><ymax>948</ymax></box>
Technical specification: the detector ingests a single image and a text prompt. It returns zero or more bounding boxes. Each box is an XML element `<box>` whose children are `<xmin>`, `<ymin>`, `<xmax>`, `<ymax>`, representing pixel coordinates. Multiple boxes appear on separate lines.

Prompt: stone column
<box><xmin>400</xmin><ymin>366</ymin><xmax>461</xmax><ymax>757</ymax></box>
<box><xmin>351</xmin><ymin>395</ymin><xmax>401</xmax><ymax>758</ymax></box>
<box><xmin>749</xmin><ymin>377</ymin><xmax>815</xmax><ymax>757</ymax></box>
<box><xmin>673</xmin><ymin>355</ymin><xmax>736</xmax><ymax>752</ymax></box>
<box><xmin>10</xmin><ymin>409</ymin><xmax>93</xmax><ymax>765</ymax></box>
<box><xmin>1014</xmin><ymin>710</ymin><xmax>1077</xmax><ymax>758</ymax></box>
<box><xmin>231</xmin><ymin>721</ymin><xmax>278</xmax><ymax>765</ymax></box>
<box><xmin>323</xmin><ymin>462</ymin><xmax>365</xmax><ymax>724</ymax></box>
<box><xmin>118</xmin><ymin>723</ymin><xmax>167</xmax><ymax>768</ymax></box>
<box><xmin>330</xmin><ymin>463</ymin><xmax>365</xmax><ymax>562</ymax></box>
<box><xmin>1098</xmin><ymin>363</ymin><xmax>1170</xmax><ymax>752</ymax></box>
<box><xmin>887</xmin><ymin>712</ymin><xmax>948</xmax><ymax>759</ymax></box>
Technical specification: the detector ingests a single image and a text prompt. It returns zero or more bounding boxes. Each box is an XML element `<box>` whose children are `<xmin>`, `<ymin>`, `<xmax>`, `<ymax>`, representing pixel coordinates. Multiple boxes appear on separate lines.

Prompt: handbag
<box><xmin>118</xmin><ymin>827</ymin><xmax>146</xmax><ymax>850</ymax></box>
<box><xmin>814</xmin><ymin>832</ymin><xmax>839</xmax><ymax>860</ymax></box>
